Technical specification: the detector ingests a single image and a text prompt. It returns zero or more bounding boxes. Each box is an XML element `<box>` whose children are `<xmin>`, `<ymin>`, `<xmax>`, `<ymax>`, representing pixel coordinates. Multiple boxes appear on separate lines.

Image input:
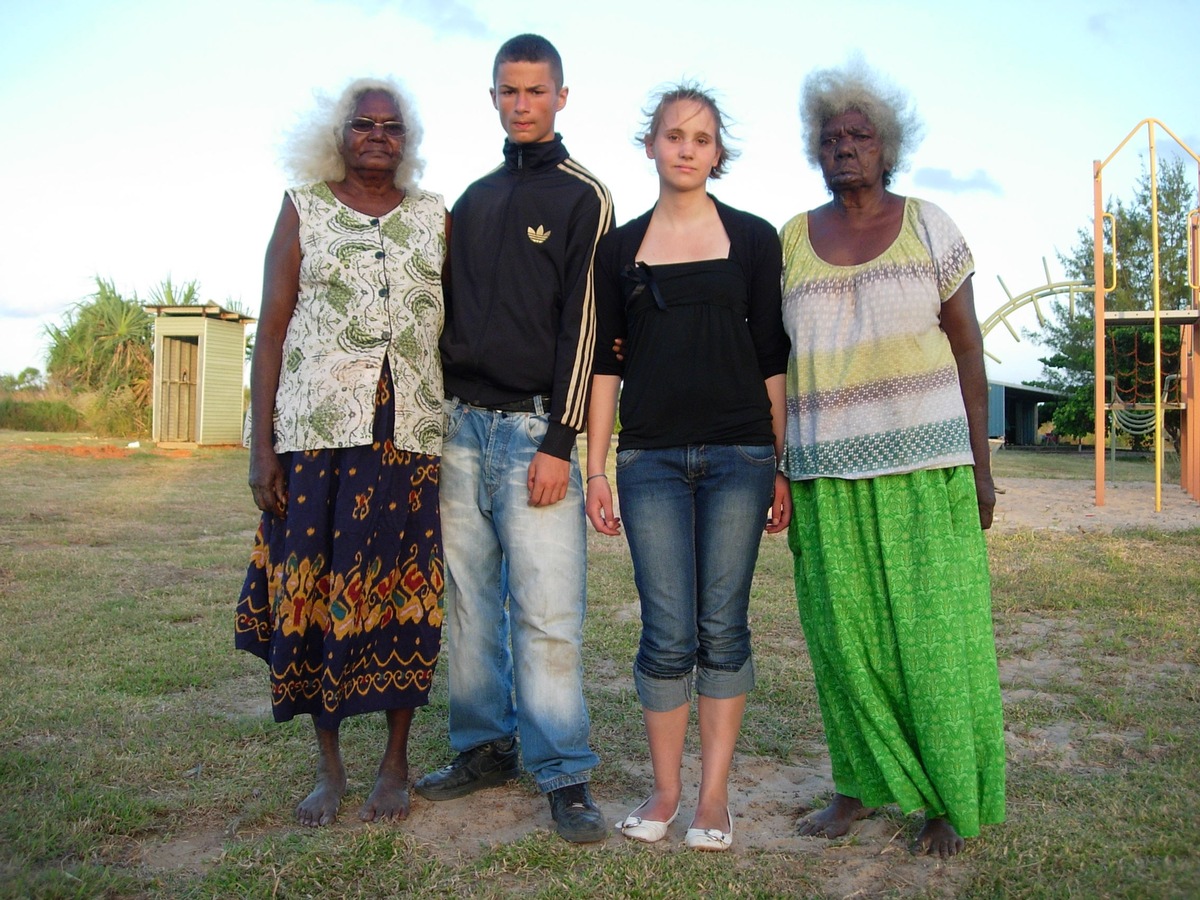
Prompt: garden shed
<box><xmin>144</xmin><ymin>303</ymin><xmax>255</xmax><ymax>447</ymax></box>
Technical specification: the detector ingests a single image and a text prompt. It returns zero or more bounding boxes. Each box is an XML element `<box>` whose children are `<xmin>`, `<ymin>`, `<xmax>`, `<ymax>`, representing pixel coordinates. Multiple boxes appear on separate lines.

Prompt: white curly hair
<box><xmin>281</xmin><ymin>76</ymin><xmax>425</xmax><ymax>192</ymax></box>
<box><xmin>800</xmin><ymin>58</ymin><xmax>923</xmax><ymax>188</ymax></box>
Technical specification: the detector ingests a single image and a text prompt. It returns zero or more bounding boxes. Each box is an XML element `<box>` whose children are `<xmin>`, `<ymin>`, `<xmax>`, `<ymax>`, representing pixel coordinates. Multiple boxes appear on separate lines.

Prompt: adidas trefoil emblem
<box><xmin>527</xmin><ymin>225</ymin><xmax>551</xmax><ymax>244</ymax></box>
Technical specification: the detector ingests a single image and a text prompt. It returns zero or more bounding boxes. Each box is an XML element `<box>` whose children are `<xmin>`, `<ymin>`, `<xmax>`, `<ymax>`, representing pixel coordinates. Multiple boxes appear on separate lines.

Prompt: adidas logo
<box><xmin>527</xmin><ymin>225</ymin><xmax>551</xmax><ymax>244</ymax></box>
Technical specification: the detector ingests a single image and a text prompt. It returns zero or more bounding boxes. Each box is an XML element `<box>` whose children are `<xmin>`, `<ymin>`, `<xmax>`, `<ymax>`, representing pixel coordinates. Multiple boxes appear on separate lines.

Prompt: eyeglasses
<box><xmin>346</xmin><ymin>117</ymin><xmax>406</xmax><ymax>137</ymax></box>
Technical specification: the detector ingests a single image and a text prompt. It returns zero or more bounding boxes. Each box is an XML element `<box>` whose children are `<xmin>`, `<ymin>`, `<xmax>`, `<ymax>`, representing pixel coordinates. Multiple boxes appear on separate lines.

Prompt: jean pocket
<box><xmin>615</xmin><ymin>448</ymin><xmax>642</xmax><ymax>470</ymax></box>
<box><xmin>522</xmin><ymin>413</ymin><xmax>549</xmax><ymax>447</ymax></box>
<box><xmin>443</xmin><ymin>397</ymin><xmax>465</xmax><ymax>440</ymax></box>
<box><xmin>734</xmin><ymin>443</ymin><xmax>776</xmax><ymax>465</ymax></box>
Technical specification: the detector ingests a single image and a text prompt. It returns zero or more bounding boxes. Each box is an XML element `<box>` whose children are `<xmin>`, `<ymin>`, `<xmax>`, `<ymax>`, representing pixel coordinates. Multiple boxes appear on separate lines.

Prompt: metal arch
<box><xmin>979</xmin><ymin>257</ymin><xmax>1092</xmax><ymax>364</ymax></box>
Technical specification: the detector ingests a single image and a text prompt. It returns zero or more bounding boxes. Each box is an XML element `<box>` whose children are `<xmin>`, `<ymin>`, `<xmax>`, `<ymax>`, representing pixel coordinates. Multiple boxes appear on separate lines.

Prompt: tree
<box><xmin>0</xmin><ymin>367</ymin><xmax>45</xmax><ymax>392</ymax></box>
<box><xmin>1031</xmin><ymin>157</ymin><xmax>1197</xmax><ymax>446</ymax></box>
<box><xmin>148</xmin><ymin>276</ymin><xmax>201</xmax><ymax>307</ymax></box>
<box><xmin>45</xmin><ymin>277</ymin><xmax>154</xmax><ymax>396</ymax></box>
<box><xmin>44</xmin><ymin>277</ymin><xmax>155</xmax><ymax>435</ymax></box>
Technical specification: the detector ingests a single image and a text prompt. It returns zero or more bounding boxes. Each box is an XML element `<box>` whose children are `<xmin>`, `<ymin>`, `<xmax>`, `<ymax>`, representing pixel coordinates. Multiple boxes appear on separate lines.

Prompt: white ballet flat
<box><xmin>684</xmin><ymin>808</ymin><xmax>733</xmax><ymax>851</ymax></box>
<box><xmin>615</xmin><ymin>800</ymin><xmax>679</xmax><ymax>843</ymax></box>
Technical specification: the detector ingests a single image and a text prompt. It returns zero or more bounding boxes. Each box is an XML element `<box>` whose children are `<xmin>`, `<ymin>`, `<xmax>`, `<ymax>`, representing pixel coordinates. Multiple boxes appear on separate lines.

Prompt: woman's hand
<box><xmin>246</xmin><ymin>192</ymin><xmax>301</xmax><ymax>520</ymax></box>
<box><xmin>585</xmin><ymin>474</ymin><xmax>621</xmax><ymax>535</ymax></box>
<box><xmin>249</xmin><ymin>447</ymin><xmax>288</xmax><ymax>517</ymax></box>
<box><xmin>974</xmin><ymin>469</ymin><xmax>996</xmax><ymax>530</ymax></box>
<box><xmin>940</xmin><ymin>277</ymin><xmax>995</xmax><ymax>531</ymax></box>
<box><xmin>766</xmin><ymin>471</ymin><xmax>792</xmax><ymax>534</ymax></box>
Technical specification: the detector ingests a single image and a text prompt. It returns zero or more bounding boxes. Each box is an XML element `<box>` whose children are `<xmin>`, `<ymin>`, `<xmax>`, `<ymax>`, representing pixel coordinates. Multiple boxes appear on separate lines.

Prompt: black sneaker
<box><xmin>413</xmin><ymin>738</ymin><xmax>520</xmax><ymax>801</ymax></box>
<box><xmin>548</xmin><ymin>782</ymin><xmax>607</xmax><ymax>843</ymax></box>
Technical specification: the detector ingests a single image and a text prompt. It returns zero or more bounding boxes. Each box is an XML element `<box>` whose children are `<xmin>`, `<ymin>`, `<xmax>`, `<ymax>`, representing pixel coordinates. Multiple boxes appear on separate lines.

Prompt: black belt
<box><xmin>453</xmin><ymin>394</ymin><xmax>551</xmax><ymax>414</ymax></box>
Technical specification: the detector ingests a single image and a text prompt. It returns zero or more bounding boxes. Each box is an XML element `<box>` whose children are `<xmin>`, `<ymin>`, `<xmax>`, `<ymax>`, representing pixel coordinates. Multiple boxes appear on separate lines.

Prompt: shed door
<box><xmin>160</xmin><ymin>336</ymin><xmax>199</xmax><ymax>442</ymax></box>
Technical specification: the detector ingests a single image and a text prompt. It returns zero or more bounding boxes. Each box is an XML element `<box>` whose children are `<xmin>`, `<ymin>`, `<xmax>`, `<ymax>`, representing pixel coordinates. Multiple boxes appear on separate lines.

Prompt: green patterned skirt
<box><xmin>788</xmin><ymin>466</ymin><xmax>1005</xmax><ymax>836</ymax></box>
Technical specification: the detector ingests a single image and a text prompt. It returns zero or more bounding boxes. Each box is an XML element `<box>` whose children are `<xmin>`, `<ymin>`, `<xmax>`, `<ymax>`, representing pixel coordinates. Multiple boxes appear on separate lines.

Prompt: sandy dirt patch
<box><xmin>1</xmin><ymin>442</ymin><xmax>195</xmax><ymax>459</ymax></box>
<box><xmin>991</xmin><ymin>477</ymin><xmax>1200</xmax><ymax>533</ymax></box>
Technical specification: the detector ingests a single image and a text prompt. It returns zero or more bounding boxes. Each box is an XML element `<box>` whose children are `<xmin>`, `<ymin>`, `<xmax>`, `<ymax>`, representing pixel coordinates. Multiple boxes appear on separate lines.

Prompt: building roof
<box><xmin>142</xmin><ymin>302</ymin><xmax>256</xmax><ymax>325</ymax></box>
<box><xmin>989</xmin><ymin>380</ymin><xmax>1065</xmax><ymax>401</ymax></box>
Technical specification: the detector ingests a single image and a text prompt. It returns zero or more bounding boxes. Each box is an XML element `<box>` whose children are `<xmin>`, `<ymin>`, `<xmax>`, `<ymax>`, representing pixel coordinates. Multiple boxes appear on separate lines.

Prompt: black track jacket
<box><xmin>440</xmin><ymin>134</ymin><xmax>614</xmax><ymax>460</ymax></box>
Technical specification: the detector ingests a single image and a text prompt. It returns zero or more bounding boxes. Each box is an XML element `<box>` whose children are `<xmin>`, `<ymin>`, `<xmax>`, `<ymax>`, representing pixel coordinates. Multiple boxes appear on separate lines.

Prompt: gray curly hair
<box><xmin>281</xmin><ymin>76</ymin><xmax>425</xmax><ymax>192</ymax></box>
<box><xmin>800</xmin><ymin>59</ymin><xmax>922</xmax><ymax>188</ymax></box>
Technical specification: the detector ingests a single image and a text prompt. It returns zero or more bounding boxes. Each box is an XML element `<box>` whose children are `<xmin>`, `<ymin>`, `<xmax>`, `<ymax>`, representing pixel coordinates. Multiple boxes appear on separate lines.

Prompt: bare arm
<box><xmin>939</xmin><ymin>276</ymin><xmax>995</xmax><ymax>530</ymax></box>
<box><xmin>247</xmin><ymin>193</ymin><xmax>301</xmax><ymax>517</ymax></box>
<box><xmin>584</xmin><ymin>374</ymin><xmax>622</xmax><ymax>535</ymax></box>
<box><xmin>764</xmin><ymin>373</ymin><xmax>792</xmax><ymax>534</ymax></box>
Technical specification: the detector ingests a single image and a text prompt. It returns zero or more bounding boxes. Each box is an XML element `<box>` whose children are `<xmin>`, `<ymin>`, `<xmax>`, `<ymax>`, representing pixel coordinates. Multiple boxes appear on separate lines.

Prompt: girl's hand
<box><xmin>765</xmin><ymin>471</ymin><xmax>792</xmax><ymax>534</ymax></box>
<box><xmin>585</xmin><ymin>474</ymin><xmax>621</xmax><ymax>535</ymax></box>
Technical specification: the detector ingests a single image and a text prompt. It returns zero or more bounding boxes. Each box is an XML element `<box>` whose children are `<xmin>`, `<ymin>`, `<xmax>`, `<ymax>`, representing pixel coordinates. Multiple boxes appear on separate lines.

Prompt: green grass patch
<box><xmin>992</xmin><ymin>446</ymin><xmax>1182</xmax><ymax>482</ymax></box>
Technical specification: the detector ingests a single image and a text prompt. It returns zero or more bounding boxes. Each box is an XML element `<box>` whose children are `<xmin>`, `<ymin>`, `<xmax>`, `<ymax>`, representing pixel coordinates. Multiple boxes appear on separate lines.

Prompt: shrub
<box><xmin>78</xmin><ymin>388</ymin><xmax>149</xmax><ymax>438</ymax></box>
<box><xmin>0</xmin><ymin>398</ymin><xmax>86</xmax><ymax>432</ymax></box>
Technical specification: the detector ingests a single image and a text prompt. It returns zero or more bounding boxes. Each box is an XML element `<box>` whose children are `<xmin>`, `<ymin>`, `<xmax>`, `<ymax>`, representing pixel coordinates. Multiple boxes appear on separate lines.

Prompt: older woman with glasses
<box><xmin>237</xmin><ymin>77</ymin><xmax>447</xmax><ymax>827</ymax></box>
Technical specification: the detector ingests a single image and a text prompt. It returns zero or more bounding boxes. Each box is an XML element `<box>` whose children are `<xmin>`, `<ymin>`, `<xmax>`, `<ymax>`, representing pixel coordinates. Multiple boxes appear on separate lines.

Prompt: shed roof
<box><xmin>143</xmin><ymin>302</ymin><xmax>256</xmax><ymax>325</ymax></box>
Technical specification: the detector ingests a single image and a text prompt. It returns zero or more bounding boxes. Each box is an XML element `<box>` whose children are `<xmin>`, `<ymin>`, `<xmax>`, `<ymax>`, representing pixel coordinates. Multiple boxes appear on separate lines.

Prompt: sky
<box><xmin>2</xmin><ymin>0</ymin><xmax>1198</xmax><ymax>385</ymax></box>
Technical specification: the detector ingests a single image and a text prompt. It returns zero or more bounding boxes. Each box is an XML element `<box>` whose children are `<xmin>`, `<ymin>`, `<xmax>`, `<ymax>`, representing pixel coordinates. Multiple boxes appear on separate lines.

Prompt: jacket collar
<box><xmin>502</xmin><ymin>133</ymin><xmax>569</xmax><ymax>172</ymax></box>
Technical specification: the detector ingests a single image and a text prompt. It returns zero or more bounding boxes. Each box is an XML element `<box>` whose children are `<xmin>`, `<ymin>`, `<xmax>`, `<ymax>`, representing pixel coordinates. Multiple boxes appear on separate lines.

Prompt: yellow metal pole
<box><xmin>1093</xmin><ymin>159</ymin><xmax>1106</xmax><ymax>505</ymax></box>
<box><xmin>1149</xmin><ymin>124</ymin><xmax>1163</xmax><ymax>512</ymax></box>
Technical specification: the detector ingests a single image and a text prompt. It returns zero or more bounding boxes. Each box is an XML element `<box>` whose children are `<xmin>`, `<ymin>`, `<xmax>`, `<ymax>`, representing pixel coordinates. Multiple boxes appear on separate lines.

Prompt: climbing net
<box><xmin>1107</xmin><ymin>329</ymin><xmax>1182</xmax><ymax>436</ymax></box>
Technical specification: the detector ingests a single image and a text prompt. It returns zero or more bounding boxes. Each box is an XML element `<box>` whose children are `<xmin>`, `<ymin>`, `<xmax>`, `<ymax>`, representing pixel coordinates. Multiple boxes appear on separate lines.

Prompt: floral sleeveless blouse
<box><xmin>272</xmin><ymin>182</ymin><xmax>446</xmax><ymax>455</ymax></box>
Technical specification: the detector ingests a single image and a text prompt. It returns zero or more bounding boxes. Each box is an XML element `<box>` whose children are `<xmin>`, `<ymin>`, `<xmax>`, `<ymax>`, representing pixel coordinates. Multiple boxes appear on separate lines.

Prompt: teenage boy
<box><xmin>414</xmin><ymin>33</ymin><xmax>613</xmax><ymax>844</ymax></box>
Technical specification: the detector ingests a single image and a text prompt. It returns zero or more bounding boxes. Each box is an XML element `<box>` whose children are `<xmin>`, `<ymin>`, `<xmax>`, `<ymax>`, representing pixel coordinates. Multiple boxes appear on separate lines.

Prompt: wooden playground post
<box><xmin>1185</xmin><ymin>186</ymin><xmax>1200</xmax><ymax>501</ymax></box>
<box><xmin>1184</xmin><ymin>323</ymin><xmax>1199</xmax><ymax>499</ymax></box>
<box><xmin>1149</xmin><ymin>123</ymin><xmax>1164</xmax><ymax>512</ymax></box>
<box><xmin>1092</xmin><ymin>159</ymin><xmax>1106</xmax><ymax>506</ymax></box>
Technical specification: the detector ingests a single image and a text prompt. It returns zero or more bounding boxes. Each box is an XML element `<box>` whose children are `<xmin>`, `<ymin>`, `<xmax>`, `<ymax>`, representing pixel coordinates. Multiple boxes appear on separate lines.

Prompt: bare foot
<box><xmin>297</xmin><ymin>769</ymin><xmax>347</xmax><ymax>827</ymax></box>
<box><xmin>796</xmin><ymin>794</ymin><xmax>875</xmax><ymax>838</ymax></box>
<box><xmin>360</xmin><ymin>772</ymin><xmax>410</xmax><ymax>823</ymax></box>
<box><xmin>360</xmin><ymin>708</ymin><xmax>413</xmax><ymax>823</ymax></box>
<box><xmin>914</xmin><ymin>816</ymin><xmax>965</xmax><ymax>858</ymax></box>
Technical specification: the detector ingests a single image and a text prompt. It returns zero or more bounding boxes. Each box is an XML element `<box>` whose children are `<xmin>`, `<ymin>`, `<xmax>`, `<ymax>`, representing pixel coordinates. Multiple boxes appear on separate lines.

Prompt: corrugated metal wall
<box><xmin>150</xmin><ymin>312</ymin><xmax>247</xmax><ymax>445</ymax></box>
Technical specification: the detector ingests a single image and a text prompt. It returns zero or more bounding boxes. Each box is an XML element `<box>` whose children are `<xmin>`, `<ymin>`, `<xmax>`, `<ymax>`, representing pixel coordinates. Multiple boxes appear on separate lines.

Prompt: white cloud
<box><xmin>315</xmin><ymin>0</ymin><xmax>490</xmax><ymax>36</ymax></box>
<box><xmin>912</xmin><ymin>168</ymin><xmax>1004</xmax><ymax>196</ymax></box>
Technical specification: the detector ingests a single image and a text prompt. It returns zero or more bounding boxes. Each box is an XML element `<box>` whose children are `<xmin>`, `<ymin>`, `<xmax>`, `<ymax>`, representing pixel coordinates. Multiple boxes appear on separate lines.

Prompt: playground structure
<box><xmin>980</xmin><ymin>258</ymin><xmax>1091</xmax><ymax>365</ymax></box>
<box><xmin>1091</xmin><ymin>120</ymin><xmax>1200</xmax><ymax>510</ymax></box>
<box><xmin>980</xmin><ymin>120</ymin><xmax>1200</xmax><ymax>512</ymax></box>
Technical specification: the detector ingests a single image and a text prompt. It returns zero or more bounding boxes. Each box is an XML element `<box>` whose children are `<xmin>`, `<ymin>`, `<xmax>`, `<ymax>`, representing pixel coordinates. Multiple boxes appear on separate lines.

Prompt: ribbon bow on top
<box><xmin>623</xmin><ymin>261</ymin><xmax>667</xmax><ymax>311</ymax></box>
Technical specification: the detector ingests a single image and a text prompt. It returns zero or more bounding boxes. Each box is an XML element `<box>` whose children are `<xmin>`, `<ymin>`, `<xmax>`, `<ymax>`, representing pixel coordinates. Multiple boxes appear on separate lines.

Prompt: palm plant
<box><xmin>147</xmin><ymin>276</ymin><xmax>201</xmax><ymax>307</ymax></box>
<box><xmin>45</xmin><ymin>277</ymin><xmax>154</xmax><ymax>408</ymax></box>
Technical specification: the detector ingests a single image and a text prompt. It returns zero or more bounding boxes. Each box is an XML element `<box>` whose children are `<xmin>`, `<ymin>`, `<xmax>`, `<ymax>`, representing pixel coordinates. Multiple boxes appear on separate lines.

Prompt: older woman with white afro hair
<box><xmin>238</xmin><ymin>74</ymin><xmax>448</xmax><ymax>828</ymax></box>
<box><xmin>283</xmin><ymin>76</ymin><xmax>426</xmax><ymax>193</ymax></box>
<box><xmin>798</xmin><ymin>57</ymin><xmax>922</xmax><ymax>189</ymax></box>
<box><xmin>779</xmin><ymin>59</ymin><xmax>1005</xmax><ymax>859</ymax></box>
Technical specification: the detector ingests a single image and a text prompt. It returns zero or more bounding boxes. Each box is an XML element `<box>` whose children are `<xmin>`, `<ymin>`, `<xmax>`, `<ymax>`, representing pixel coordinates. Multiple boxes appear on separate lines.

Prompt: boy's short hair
<box><xmin>493</xmin><ymin>33</ymin><xmax>564</xmax><ymax>90</ymax></box>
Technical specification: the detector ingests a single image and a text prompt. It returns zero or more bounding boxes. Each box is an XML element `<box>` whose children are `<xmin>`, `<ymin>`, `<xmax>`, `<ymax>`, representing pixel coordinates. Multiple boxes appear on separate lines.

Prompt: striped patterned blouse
<box><xmin>780</xmin><ymin>197</ymin><xmax>975</xmax><ymax>480</ymax></box>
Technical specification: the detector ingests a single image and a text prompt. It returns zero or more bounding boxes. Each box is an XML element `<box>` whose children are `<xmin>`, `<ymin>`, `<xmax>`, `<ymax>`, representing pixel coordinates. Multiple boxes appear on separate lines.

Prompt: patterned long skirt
<box><xmin>235</xmin><ymin>364</ymin><xmax>443</xmax><ymax>731</ymax></box>
<box><xmin>787</xmin><ymin>466</ymin><xmax>1005</xmax><ymax>837</ymax></box>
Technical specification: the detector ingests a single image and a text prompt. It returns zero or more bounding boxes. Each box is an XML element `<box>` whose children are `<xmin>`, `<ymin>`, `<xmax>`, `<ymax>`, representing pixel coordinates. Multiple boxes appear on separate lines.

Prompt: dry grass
<box><xmin>1</xmin><ymin>431</ymin><xmax>1197</xmax><ymax>898</ymax></box>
